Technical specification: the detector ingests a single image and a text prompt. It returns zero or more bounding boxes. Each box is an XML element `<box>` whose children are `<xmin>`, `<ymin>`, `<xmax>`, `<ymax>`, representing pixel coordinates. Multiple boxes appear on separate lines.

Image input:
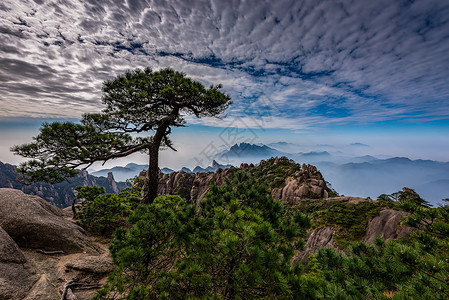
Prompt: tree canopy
<box><xmin>12</xmin><ymin>67</ymin><xmax>231</xmax><ymax>202</ymax></box>
<box><xmin>95</xmin><ymin>171</ymin><xmax>311</xmax><ymax>299</ymax></box>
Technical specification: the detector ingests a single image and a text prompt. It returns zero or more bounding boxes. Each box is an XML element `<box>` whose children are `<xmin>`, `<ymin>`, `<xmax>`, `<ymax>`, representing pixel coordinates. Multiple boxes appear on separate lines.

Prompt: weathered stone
<box><xmin>23</xmin><ymin>274</ymin><xmax>59</xmax><ymax>300</ymax></box>
<box><xmin>0</xmin><ymin>161</ymin><xmax>121</xmax><ymax>208</ymax></box>
<box><xmin>0</xmin><ymin>188</ymin><xmax>99</xmax><ymax>254</ymax></box>
<box><xmin>0</xmin><ymin>226</ymin><xmax>26</xmax><ymax>264</ymax></box>
<box><xmin>271</xmin><ymin>188</ymin><xmax>282</xmax><ymax>200</ymax></box>
<box><xmin>363</xmin><ymin>208</ymin><xmax>415</xmax><ymax>244</ymax></box>
<box><xmin>240</xmin><ymin>163</ymin><xmax>249</xmax><ymax>169</ymax></box>
<box><xmin>0</xmin><ymin>227</ymin><xmax>38</xmax><ymax>300</ymax></box>
<box><xmin>107</xmin><ymin>172</ymin><xmax>119</xmax><ymax>194</ymax></box>
<box><xmin>65</xmin><ymin>256</ymin><xmax>114</xmax><ymax>274</ymax></box>
<box><xmin>148</xmin><ymin>162</ymin><xmax>330</xmax><ymax>205</ymax></box>
<box><xmin>0</xmin><ymin>262</ymin><xmax>37</xmax><ymax>300</ymax></box>
<box><xmin>296</xmin><ymin>226</ymin><xmax>337</xmax><ymax>261</ymax></box>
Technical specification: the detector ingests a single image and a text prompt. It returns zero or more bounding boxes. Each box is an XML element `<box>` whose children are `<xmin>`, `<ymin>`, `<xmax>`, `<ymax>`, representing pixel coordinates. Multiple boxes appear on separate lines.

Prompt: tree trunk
<box><xmin>143</xmin><ymin>110</ymin><xmax>179</xmax><ymax>204</ymax></box>
<box><xmin>145</xmin><ymin>143</ymin><xmax>160</xmax><ymax>203</ymax></box>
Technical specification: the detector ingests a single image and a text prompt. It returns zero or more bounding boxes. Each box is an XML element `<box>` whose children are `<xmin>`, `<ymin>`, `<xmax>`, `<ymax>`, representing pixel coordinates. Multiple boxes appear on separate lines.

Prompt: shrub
<box><xmin>75</xmin><ymin>186</ymin><xmax>141</xmax><ymax>235</ymax></box>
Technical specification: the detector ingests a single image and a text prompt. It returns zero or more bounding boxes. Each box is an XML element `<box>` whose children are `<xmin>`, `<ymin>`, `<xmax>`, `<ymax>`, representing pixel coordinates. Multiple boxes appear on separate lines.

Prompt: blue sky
<box><xmin>0</xmin><ymin>0</ymin><xmax>448</xmax><ymax>168</ymax></box>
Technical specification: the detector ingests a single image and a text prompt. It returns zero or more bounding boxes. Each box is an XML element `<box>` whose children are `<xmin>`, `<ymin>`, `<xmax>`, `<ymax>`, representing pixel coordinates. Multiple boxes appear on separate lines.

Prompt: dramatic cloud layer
<box><xmin>1</xmin><ymin>0</ymin><xmax>448</xmax><ymax>129</ymax></box>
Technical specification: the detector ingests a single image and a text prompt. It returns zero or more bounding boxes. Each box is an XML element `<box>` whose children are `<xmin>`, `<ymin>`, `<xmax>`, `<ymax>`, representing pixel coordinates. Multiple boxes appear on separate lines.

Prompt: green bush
<box><xmin>95</xmin><ymin>194</ymin><xmax>198</xmax><ymax>299</ymax></box>
<box><xmin>250</xmin><ymin>157</ymin><xmax>301</xmax><ymax>189</ymax></box>
<box><xmin>317</xmin><ymin>201</ymin><xmax>381</xmax><ymax>247</ymax></box>
<box><xmin>75</xmin><ymin>186</ymin><xmax>141</xmax><ymax>235</ymax></box>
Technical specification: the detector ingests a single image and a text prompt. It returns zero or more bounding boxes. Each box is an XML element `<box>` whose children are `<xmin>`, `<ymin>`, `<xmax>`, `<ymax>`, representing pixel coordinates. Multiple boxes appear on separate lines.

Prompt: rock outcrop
<box><xmin>136</xmin><ymin>167</ymin><xmax>237</xmax><ymax>209</ymax></box>
<box><xmin>295</xmin><ymin>226</ymin><xmax>337</xmax><ymax>261</ymax></box>
<box><xmin>139</xmin><ymin>158</ymin><xmax>330</xmax><ymax>206</ymax></box>
<box><xmin>65</xmin><ymin>256</ymin><xmax>114</xmax><ymax>274</ymax></box>
<box><xmin>0</xmin><ymin>188</ymin><xmax>99</xmax><ymax>254</ymax></box>
<box><xmin>0</xmin><ymin>227</ymin><xmax>38</xmax><ymax>300</ymax></box>
<box><xmin>363</xmin><ymin>208</ymin><xmax>415</xmax><ymax>244</ymax></box>
<box><xmin>272</xmin><ymin>164</ymin><xmax>329</xmax><ymax>205</ymax></box>
<box><xmin>107</xmin><ymin>172</ymin><xmax>119</xmax><ymax>193</ymax></box>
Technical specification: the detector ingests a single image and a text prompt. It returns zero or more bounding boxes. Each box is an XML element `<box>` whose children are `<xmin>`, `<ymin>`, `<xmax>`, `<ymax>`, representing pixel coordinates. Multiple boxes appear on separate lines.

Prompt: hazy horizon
<box><xmin>2</xmin><ymin>119</ymin><xmax>449</xmax><ymax>171</ymax></box>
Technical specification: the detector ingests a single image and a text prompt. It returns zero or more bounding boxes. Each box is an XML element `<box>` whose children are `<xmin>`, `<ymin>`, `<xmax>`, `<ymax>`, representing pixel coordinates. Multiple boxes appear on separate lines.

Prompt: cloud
<box><xmin>350</xmin><ymin>143</ymin><xmax>369</xmax><ymax>147</ymax></box>
<box><xmin>0</xmin><ymin>0</ymin><xmax>448</xmax><ymax>129</ymax></box>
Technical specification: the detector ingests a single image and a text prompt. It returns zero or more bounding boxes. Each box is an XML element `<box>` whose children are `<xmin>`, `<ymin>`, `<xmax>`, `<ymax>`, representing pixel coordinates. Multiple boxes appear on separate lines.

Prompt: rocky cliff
<box><xmin>0</xmin><ymin>161</ymin><xmax>122</xmax><ymax>208</ymax></box>
<box><xmin>136</xmin><ymin>157</ymin><xmax>332</xmax><ymax>208</ymax></box>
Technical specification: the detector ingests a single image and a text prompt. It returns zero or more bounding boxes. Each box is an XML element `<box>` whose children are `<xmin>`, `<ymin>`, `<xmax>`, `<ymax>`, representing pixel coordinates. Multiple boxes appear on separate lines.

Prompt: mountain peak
<box><xmin>219</xmin><ymin>143</ymin><xmax>282</xmax><ymax>159</ymax></box>
<box><xmin>212</xmin><ymin>160</ymin><xmax>219</xmax><ymax>168</ymax></box>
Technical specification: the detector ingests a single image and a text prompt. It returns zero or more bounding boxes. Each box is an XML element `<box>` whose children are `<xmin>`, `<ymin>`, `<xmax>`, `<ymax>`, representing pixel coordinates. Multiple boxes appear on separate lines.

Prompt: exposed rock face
<box><xmin>22</xmin><ymin>274</ymin><xmax>59</xmax><ymax>300</ymax></box>
<box><xmin>143</xmin><ymin>160</ymin><xmax>330</xmax><ymax>206</ymax></box>
<box><xmin>295</xmin><ymin>226</ymin><xmax>337</xmax><ymax>261</ymax></box>
<box><xmin>0</xmin><ymin>161</ymin><xmax>122</xmax><ymax>208</ymax></box>
<box><xmin>0</xmin><ymin>188</ymin><xmax>99</xmax><ymax>254</ymax></box>
<box><xmin>107</xmin><ymin>172</ymin><xmax>119</xmax><ymax>194</ymax></box>
<box><xmin>363</xmin><ymin>208</ymin><xmax>415</xmax><ymax>244</ymax></box>
<box><xmin>65</xmin><ymin>256</ymin><xmax>114</xmax><ymax>274</ymax></box>
<box><xmin>0</xmin><ymin>191</ymin><xmax>112</xmax><ymax>299</ymax></box>
<box><xmin>0</xmin><ymin>227</ymin><xmax>38</xmax><ymax>300</ymax></box>
<box><xmin>154</xmin><ymin>168</ymin><xmax>235</xmax><ymax>209</ymax></box>
<box><xmin>273</xmin><ymin>164</ymin><xmax>329</xmax><ymax>205</ymax></box>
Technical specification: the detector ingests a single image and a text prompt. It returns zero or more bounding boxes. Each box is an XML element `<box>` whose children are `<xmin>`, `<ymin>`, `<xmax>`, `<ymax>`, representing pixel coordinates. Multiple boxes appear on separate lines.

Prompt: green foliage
<box><xmin>289</xmin><ymin>198</ymin><xmax>381</xmax><ymax>248</ymax></box>
<box><xmin>12</xmin><ymin>122</ymin><xmax>132</xmax><ymax>184</ymax></box>
<box><xmin>249</xmin><ymin>157</ymin><xmax>301</xmax><ymax>189</ymax></box>
<box><xmin>97</xmin><ymin>171</ymin><xmax>311</xmax><ymax>299</ymax></box>
<box><xmin>96</xmin><ymin>195</ymin><xmax>197</xmax><ymax>299</ymax></box>
<box><xmin>184</xmin><ymin>171</ymin><xmax>310</xmax><ymax>299</ymax></box>
<box><xmin>98</xmin><ymin>68</ymin><xmax>232</xmax><ymax>125</ymax></box>
<box><xmin>398</xmin><ymin>188</ymin><xmax>432</xmax><ymax>209</ymax></box>
<box><xmin>75</xmin><ymin>186</ymin><xmax>141</xmax><ymax>236</ymax></box>
<box><xmin>71</xmin><ymin>168</ymin><xmax>448</xmax><ymax>299</ymax></box>
<box><xmin>317</xmin><ymin>201</ymin><xmax>381</xmax><ymax>247</ymax></box>
<box><xmin>327</xmin><ymin>190</ymin><xmax>339</xmax><ymax>198</ymax></box>
<box><xmin>377</xmin><ymin>188</ymin><xmax>432</xmax><ymax>211</ymax></box>
<box><xmin>302</xmin><ymin>201</ymin><xmax>449</xmax><ymax>299</ymax></box>
<box><xmin>11</xmin><ymin>68</ymin><xmax>231</xmax><ymax>203</ymax></box>
<box><xmin>376</xmin><ymin>193</ymin><xmax>399</xmax><ymax>208</ymax></box>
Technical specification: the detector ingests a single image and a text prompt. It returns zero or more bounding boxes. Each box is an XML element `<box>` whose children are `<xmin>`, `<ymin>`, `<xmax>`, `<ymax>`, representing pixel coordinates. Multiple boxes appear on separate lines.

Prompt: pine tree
<box><xmin>12</xmin><ymin>68</ymin><xmax>231</xmax><ymax>203</ymax></box>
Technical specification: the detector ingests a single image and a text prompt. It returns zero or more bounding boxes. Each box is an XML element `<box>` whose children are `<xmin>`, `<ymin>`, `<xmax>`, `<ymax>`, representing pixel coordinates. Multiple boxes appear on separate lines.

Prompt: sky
<box><xmin>1</xmin><ymin>0</ymin><xmax>449</xmax><ymax>170</ymax></box>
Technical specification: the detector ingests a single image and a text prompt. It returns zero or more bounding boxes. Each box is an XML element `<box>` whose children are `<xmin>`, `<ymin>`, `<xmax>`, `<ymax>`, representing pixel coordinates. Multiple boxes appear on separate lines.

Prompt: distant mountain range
<box><xmin>92</xmin><ymin>160</ymin><xmax>234</xmax><ymax>182</ymax></box>
<box><xmin>91</xmin><ymin>163</ymin><xmax>149</xmax><ymax>182</ymax></box>
<box><xmin>0</xmin><ymin>161</ymin><xmax>126</xmax><ymax>208</ymax></box>
<box><xmin>315</xmin><ymin>157</ymin><xmax>449</xmax><ymax>206</ymax></box>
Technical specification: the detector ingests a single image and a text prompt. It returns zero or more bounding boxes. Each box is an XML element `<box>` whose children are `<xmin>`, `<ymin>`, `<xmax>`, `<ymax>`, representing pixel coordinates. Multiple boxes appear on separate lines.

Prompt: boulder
<box><xmin>65</xmin><ymin>256</ymin><xmax>114</xmax><ymax>274</ymax></box>
<box><xmin>363</xmin><ymin>208</ymin><xmax>415</xmax><ymax>244</ymax></box>
<box><xmin>277</xmin><ymin>165</ymin><xmax>330</xmax><ymax>204</ymax></box>
<box><xmin>295</xmin><ymin>226</ymin><xmax>337</xmax><ymax>261</ymax></box>
<box><xmin>0</xmin><ymin>188</ymin><xmax>99</xmax><ymax>254</ymax></box>
<box><xmin>0</xmin><ymin>227</ymin><xmax>38</xmax><ymax>300</ymax></box>
<box><xmin>0</xmin><ymin>226</ymin><xmax>26</xmax><ymax>264</ymax></box>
